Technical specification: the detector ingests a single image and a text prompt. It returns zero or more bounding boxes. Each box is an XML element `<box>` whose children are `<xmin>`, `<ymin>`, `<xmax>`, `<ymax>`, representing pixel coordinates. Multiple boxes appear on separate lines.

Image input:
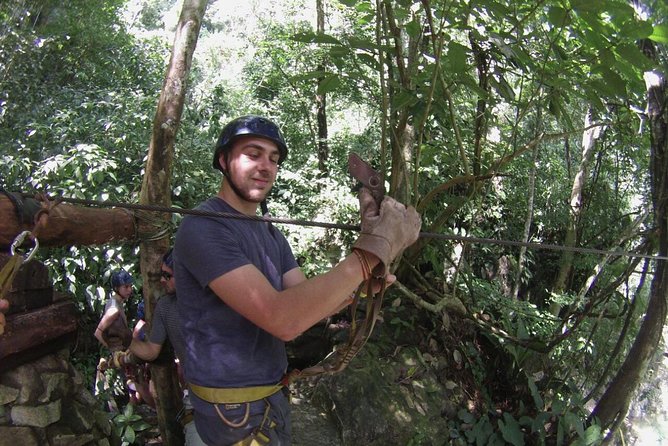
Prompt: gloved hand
<box><xmin>352</xmin><ymin>187</ymin><xmax>421</xmax><ymax>275</ymax></box>
<box><xmin>111</xmin><ymin>350</ymin><xmax>132</xmax><ymax>368</ymax></box>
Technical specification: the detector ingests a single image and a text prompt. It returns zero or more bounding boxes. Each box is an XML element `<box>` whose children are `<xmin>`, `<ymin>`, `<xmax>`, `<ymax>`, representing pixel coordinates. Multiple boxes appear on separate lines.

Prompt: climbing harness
<box><xmin>0</xmin><ymin>231</ymin><xmax>39</xmax><ymax>335</ymax></box>
<box><xmin>189</xmin><ymin>382</ymin><xmax>284</xmax><ymax>405</ymax></box>
<box><xmin>189</xmin><ymin>382</ymin><xmax>282</xmax><ymax>445</ymax></box>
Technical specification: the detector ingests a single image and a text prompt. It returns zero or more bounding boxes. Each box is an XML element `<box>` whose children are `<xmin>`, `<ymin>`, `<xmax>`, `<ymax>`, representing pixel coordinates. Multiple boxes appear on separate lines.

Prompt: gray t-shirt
<box><xmin>147</xmin><ymin>293</ymin><xmax>186</xmax><ymax>365</ymax></box>
<box><xmin>174</xmin><ymin>197</ymin><xmax>299</xmax><ymax>391</ymax></box>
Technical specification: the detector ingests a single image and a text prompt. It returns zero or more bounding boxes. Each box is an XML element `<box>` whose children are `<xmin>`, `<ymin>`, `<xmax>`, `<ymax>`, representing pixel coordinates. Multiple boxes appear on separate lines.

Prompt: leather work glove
<box><xmin>352</xmin><ymin>187</ymin><xmax>421</xmax><ymax>275</ymax></box>
<box><xmin>111</xmin><ymin>350</ymin><xmax>132</xmax><ymax>368</ymax></box>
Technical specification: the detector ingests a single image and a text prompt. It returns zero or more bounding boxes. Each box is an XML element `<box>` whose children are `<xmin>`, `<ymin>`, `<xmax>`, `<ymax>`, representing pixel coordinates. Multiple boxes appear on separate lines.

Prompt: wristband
<box><xmin>353</xmin><ymin>249</ymin><xmax>371</xmax><ymax>281</ymax></box>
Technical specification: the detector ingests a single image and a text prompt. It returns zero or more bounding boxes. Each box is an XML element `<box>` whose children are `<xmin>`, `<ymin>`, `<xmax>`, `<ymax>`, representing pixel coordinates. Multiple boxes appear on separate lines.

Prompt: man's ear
<box><xmin>218</xmin><ymin>152</ymin><xmax>227</xmax><ymax>171</ymax></box>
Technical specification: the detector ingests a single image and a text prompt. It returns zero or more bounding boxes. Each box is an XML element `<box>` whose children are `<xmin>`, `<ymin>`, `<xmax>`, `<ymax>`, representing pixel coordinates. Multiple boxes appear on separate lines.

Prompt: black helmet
<box><xmin>213</xmin><ymin>115</ymin><xmax>288</xmax><ymax>171</ymax></box>
<box><xmin>111</xmin><ymin>270</ymin><xmax>133</xmax><ymax>289</ymax></box>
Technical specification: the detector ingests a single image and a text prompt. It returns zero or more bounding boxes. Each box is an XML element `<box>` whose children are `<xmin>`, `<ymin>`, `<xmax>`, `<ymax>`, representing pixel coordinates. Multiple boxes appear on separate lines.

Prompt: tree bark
<box><xmin>138</xmin><ymin>1</ymin><xmax>209</xmax><ymax>445</ymax></box>
<box><xmin>591</xmin><ymin>70</ymin><xmax>668</xmax><ymax>433</ymax></box>
<box><xmin>0</xmin><ymin>195</ymin><xmax>135</xmax><ymax>250</ymax></box>
<box><xmin>315</xmin><ymin>0</ymin><xmax>328</xmax><ymax>174</ymax></box>
<box><xmin>550</xmin><ymin>108</ymin><xmax>603</xmax><ymax>315</ymax></box>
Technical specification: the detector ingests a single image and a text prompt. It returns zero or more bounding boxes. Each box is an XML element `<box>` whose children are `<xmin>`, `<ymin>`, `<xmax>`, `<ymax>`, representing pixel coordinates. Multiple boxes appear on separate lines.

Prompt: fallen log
<box><xmin>0</xmin><ymin>194</ymin><xmax>136</xmax><ymax>249</ymax></box>
<box><xmin>0</xmin><ymin>300</ymin><xmax>78</xmax><ymax>371</ymax></box>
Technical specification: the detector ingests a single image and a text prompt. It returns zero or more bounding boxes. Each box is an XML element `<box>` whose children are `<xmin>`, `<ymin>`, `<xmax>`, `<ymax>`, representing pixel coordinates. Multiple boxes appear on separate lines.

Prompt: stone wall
<box><xmin>0</xmin><ymin>347</ymin><xmax>113</xmax><ymax>446</ymax></box>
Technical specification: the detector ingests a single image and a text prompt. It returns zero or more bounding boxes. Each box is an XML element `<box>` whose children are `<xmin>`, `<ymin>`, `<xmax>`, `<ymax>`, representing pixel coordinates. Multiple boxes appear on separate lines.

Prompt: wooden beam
<box><xmin>0</xmin><ymin>195</ymin><xmax>136</xmax><ymax>249</ymax></box>
<box><xmin>0</xmin><ymin>300</ymin><xmax>78</xmax><ymax>363</ymax></box>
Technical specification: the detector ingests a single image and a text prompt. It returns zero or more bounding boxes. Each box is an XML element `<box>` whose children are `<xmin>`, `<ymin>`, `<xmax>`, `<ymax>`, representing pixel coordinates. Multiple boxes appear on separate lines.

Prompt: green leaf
<box><xmin>564</xmin><ymin>411</ymin><xmax>584</xmax><ymax>438</ymax></box>
<box><xmin>447</xmin><ymin>41</ymin><xmax>469</xmax><ymax>73</ymax></box>
<box><xmin>619</xmin><ymin>20</ymin><xmax>653</xmax><ymax>39</ymax></box>
<box><xmin>291</xmin><ymin>31</ymin><xmax>341</xmax><ymax>45</ymax></box>
<box><xmin>598</xmin><ymin>48</ymin><xmax>615</xmax><ymax>68</ymax></box>
<box><xmin>498</xmin><ymin>413</ymin><xmax>525</xmax><ymax>446</ymax></box>
<box><xmin>290</xmin><ymin>71</ymin><xmax>327</xmax><ymax>83</ymax></box>
<box><xmin>391</xmin><ymin>89</ymin><xmax>418</xmax><ymax>110</ymax></box>
<box><xmin>547</xmin><ymin>6</ymin><xmax>570</xmax><ymax>27</ymax></box>
<box><xmin>405</xmin><ymin>19</ymin><xmax>421</xmax><ymax>38</ymax></box>
<box><xmin>125</xmin><ymin>426</ymin><xmax>136</xmax><ymax>443</ymax></box>
<box><xmin>615</xmin><ymin>44</ymin><xmax>651</xmax><ymax>71</ymax></box>
<box><xmin>317</xmin><ymin>74</ymin><xmax>341</xmax><ymax>94</ymax></box>
<box><xmin>531</xmin><ymin>412</ymin><xmax>551</xmax><ymax>434</ymax></box>
<box><xmin>528</xmin><ymin>377</ymin><xmax>544</xmax><ymax>409</ymax></box>
<box><xmin>114</xmin><ymin>415</ymin><xmax>128</xmax><ymax>424</ymax></box>
<box><xmin>570</xmin><ymin>0</ymin><xmax>601</xmax><ymax>13</ymax></box>
<box><xmin>329</xmin><ymin>46</ymin><xmax>349</xmax><ymax>58</ymax></box>
<box><xmin>649</xmin><ymin>24</ymin><xmax>668</xmax><ymax>44</ymax></box>
<box><xmin>133</xmin><ymin>421</ymin><xmax>152</xmax><ymax>432</ymax></box>
<box><xmin>357</xmin><ymin>53</ymin><xmax>378</xmax><ymax>69</ymax></box>
<box><xmin>598</xmin><ymin>67</ymin><xmax>626</xmax><ymax>97</ymax></box>
<box><xmin>347</xmin><ymin>37</ymin><xmax>376</xmax><ymax>51</ymax></box>
<box><xmin>458</xmin><ymin>73</ymin><xmax>487</xmax><ymax>97</ymax></box>
<box><xmin>582</xmin><ymin>424</ymin><xmax>602</xmax><ymax>445</ymax></box>
<box><xmin>458</xmin><ymin>409</ymin><xmax>476</xmax><ymax>424</ymax></box>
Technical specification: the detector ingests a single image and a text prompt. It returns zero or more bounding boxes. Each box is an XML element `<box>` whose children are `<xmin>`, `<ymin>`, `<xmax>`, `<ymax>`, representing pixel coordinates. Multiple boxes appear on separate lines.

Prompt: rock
<box><xmin>291</xmin><ymin>399</ymin><xmax>341</xmax><ymax>445</ymax></box>
<box><xmin>10</xmin><ymin>399</ymin><xmax>61</xmax><ymax>428</ymax></box>
<box><xmin>0</xmin><ymin>426</ymin><xmax>40</xmax><ymax>446</ymax></box>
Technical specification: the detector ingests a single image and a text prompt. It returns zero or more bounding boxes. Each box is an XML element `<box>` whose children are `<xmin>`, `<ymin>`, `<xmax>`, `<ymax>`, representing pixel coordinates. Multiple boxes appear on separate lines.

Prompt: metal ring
<box><xmin>10</xmin><ymin>230</ymin><xmax>39</xmax><ymax>262</ymax></box>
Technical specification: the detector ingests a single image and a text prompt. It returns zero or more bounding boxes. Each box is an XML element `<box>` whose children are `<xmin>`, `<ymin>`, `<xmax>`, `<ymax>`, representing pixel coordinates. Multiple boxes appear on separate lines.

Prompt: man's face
<box><xmin>116</xmin><ymin>284</ymin><xmax>133</xmax><ymax>300</ymax></box>
<box><xmin>219</xmin><ymin>135</ymin><xmax>280</xmax><ymax>203</ymax></box>
<box><xmin>160</xmin><ymin>265</ymin><xmax>176</xmax><ymax>294</ymax></box>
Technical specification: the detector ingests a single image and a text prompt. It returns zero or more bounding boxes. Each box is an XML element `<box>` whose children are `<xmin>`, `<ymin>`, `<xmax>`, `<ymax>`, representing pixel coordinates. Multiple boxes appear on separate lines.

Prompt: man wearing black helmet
<box><xmin>174</xmin><ymin>115</ymin><xmax>422</xmax><ymax>445</ymax></box>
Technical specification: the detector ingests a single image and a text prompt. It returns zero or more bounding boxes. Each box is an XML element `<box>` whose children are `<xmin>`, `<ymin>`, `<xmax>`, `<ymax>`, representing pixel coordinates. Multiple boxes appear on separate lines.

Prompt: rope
<box><xmin>49</xmin><ymin>195</ymin><xmax>667</xmax><ymax>261</ymax></box>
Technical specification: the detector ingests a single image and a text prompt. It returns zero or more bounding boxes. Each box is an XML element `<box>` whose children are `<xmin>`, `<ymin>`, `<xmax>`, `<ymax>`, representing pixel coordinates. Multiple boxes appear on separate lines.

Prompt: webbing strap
<box><xmin>287</xmin><ymin>278</ymin><xmax>387</xmax><ymax>381</ymax></box>
<box><xmin>0</xmin><ymin>255</ymin><xmax>23</xmax><ymax>336</ymax></box>
<box><xmin>0</xmin><ymin>255</ymin><xmax>22</xmax><ymax>298</ymax></box>
<box><xmin>189</xmin><ymin>382</ymin><xmax>283</xmax><ymax>404</ymax></box>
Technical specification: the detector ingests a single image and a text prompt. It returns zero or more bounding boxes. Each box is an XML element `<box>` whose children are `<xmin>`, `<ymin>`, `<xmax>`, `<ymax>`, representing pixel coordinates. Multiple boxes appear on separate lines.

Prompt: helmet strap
<box><xmin>220</xmin><ymin>152</ymin><xmax>247</xmax><ymax>202</ymax></box>
<box><xmin>260</xmin><ymin>199</ymin><xmax>277</xmax><ymax>238</ymax></box>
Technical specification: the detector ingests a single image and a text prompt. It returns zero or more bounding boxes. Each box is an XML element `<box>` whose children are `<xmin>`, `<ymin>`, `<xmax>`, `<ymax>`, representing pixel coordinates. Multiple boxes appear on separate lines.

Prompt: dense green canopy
<box><xmin>1</xmin><ymin>0</ymin><xmax>667</xmax><ymax>444</ymax></box>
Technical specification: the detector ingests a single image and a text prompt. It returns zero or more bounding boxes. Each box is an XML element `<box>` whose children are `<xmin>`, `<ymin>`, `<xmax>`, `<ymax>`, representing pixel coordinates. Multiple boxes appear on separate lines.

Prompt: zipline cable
<box><xmin>51</xmin><ymin>196</ymin><xmax>668</xmax><ymax>261</ymax></box>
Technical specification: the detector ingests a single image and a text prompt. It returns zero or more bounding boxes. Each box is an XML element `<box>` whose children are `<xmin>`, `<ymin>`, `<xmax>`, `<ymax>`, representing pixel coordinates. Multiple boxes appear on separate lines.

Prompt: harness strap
<box><xmin>287</xmin><ymin>278</ymin><xmax>386</xmax><ymax>381</ymax></box>
<box><xmin>189</xmin><ymin>382</ymin><xmax>283</xmax><ymax>404</ymax></box>
<box><xmin>229</xmin><ymin>399</ymin><xmax>276</xmax><ymax>446</ymax></box>
<box><xmin>215</xmin><ymin>401</ymin><xmax>250</xmax><ymax>428</ymax></box>
<box><xmin>0</xmin><ymin>255</ymin><xmax>23</xmax><ymax>301</ymax></box>
<box><xmin>1</xmin><ymin>231</ymin><xmax>39</xmax><ymax>335</ymax></box>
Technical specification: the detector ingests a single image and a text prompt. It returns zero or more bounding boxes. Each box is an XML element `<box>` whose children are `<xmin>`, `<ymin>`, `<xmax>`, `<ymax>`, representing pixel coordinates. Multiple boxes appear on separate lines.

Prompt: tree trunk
<box><xmin>513</xmin><ymin>134</ymin><xmax>539</xmax><ymax>300</ymax></box>
<box><xmin>315</xmin><ymin>0</ymin><xmax>328</xmax><ymax>174</ymax></box>
<box><xmin>550</xmin><ymin>108</ymin><xmax>603</xmax><ymax>315</ymax></box>
<box><xmin>591</xmin><ymin>70</ymin><xmax>667</xmax><ymax>434</ymax></box>
<box><xmin>138</xmin><ymin>1</ymin><xmax>208</xmax><ymax>445</ymax></box>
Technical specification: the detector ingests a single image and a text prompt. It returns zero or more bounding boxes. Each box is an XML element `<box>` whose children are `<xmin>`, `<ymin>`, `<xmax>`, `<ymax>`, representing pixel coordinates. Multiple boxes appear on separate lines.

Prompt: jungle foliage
<box><xmin>1</xmin><ymin>0</ymin><xmax>667</xmax><ymax>444</ymax></box>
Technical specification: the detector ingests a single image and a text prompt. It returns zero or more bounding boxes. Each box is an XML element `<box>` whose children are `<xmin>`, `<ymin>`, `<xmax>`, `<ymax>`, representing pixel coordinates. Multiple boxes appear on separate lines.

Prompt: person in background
<box><xmin>123</xmin><ymin>249</ymin><xmax>205</xmax><ymax>445</ymax></box>
<box><xmin>174</xmin><ymin>115</ymin><xmax>422</xmax><ymax>445</ymax></box>
<box><xmin>95</xmin><ymin>270</ymin><xmax>133</xmax><ymax>351</ymax></box>
<box><xmin>133</xmin><ymin>300</ymin><xmax>147</xmax><ymax>341</ymax></box>
<box><xmin>94</xmin><ymin>270</ymin><xmax>134</xmax><ymax>409</ymax></box>
<box><xmin>94</xmin><ymin>270</ymin><xmax>153</xmax><ymax>409</ymax></box>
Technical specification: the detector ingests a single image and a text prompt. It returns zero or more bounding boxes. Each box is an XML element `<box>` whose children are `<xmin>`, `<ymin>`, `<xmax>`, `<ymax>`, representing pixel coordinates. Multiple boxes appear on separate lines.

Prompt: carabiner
<box><xmin>10</xmin><ymin>230</ymin><xmax>39</xmax><ymax>262</ymax></box>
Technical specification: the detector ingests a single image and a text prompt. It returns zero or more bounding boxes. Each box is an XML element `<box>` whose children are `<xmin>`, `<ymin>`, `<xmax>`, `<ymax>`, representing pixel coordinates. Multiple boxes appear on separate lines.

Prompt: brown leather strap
<box><xmin>286</xmin><ymin>154</ymin><xmax>388</xmax><ymax>380</ymax></box>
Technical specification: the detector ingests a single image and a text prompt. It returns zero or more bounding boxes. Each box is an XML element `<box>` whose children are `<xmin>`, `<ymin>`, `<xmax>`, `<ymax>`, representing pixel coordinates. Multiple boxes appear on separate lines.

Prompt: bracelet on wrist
<box><xmin>352</xmin><ymin>249</ymin><xmax>371</xmax><ymax>281</ymax></box>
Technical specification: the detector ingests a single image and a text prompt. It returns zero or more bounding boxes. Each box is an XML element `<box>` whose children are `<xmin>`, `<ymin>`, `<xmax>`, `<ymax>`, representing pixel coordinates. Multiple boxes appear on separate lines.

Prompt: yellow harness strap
<box><xmin>189</xmin><ymin>382</ymin><xmax>283</xmax><ymax>404</ymax></box>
